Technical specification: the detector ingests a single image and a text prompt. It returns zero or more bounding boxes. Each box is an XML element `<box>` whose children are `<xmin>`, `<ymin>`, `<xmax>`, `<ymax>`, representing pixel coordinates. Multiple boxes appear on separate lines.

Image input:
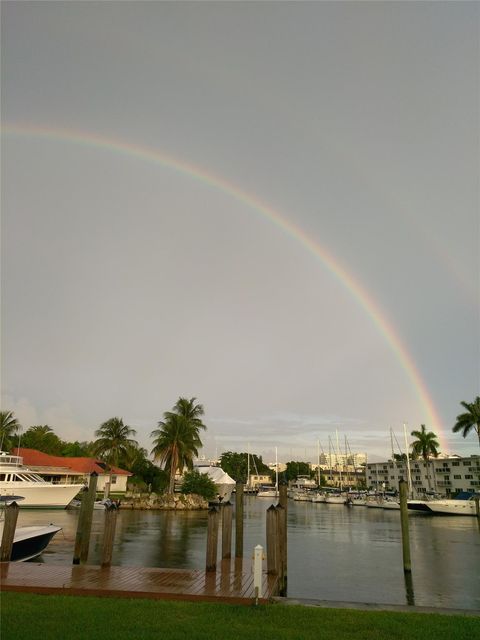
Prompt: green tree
<box><xmin>219</xmin><ymin>451</ymin><xmax>272</xmax><ymax>483</ymax></box>
<box><xmin>151</xmin><ymin>397</ymin><xmax>206</xmax><ymax>494</ymax></box>
<box><xmin>21</xmin><ymin>425</ymin><xmax>63</xmax><ymax>455</ymax></box>
<box><xmin>284</xmin><ymin>461</ymin><xmax>311</xmax><ymax>482</ymax></box>
<box><xmin>61</xmin><ymin>441</ymin><xmax>95</xmax><ymax>457</ymax></box>
<box><xmin>93</xmin><ymin>417</ymin><xmax>138</xmax><ymax>493</ymax></box>
<box><xmin>410</xmin><ymin>424</ymin><xmax>439</xmax><ymax>491</ymax></box>
<box><xmin>181</xmin><ymin>470</ymin><xmax>216</xmax><ymax>501</ymax></box>
<box><xmin>452</xmin><ymin>397</ymin><xmax>480</xmax><ymax>447</ymax></box>
<box><xmin>0</xmin><ymin>410</ymin><xmax>21</xmax><ymax>452</ymax></box>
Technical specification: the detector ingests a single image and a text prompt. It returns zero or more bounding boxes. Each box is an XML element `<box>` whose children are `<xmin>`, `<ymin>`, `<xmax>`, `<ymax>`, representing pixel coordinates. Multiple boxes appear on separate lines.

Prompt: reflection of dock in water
<box><xmin>0</xmin><ymin>558</ymin><xmax>279</xmax><ymax>605</ymax></box>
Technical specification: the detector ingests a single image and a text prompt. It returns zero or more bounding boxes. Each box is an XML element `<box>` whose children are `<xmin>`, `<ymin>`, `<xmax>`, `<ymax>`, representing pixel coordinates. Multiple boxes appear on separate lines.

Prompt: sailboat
<box><xmin>256</xmin><ymin>448</ymin><xmax>279</xmax><ymax>498</ymax></box>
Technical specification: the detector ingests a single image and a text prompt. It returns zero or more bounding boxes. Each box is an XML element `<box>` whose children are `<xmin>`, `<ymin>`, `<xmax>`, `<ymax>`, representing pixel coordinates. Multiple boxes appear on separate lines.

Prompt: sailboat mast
<box><xmin>403</xmin><ymin>423</ymin><xmax>412</xmax><ymax>498</ymax></box>
<box><xmin>336</xmin><ymin>429</ymin><xmax>342</xmax><ymax>490</ymax></box>
<box><xmin>317</xmin><ymin>439</ymin><xmax>320</xmax><ymax>487</ymax></box>
<box><xmin>247</xmin><ymin>442</ymin><xmax>250</xmax><ymax>491</ymax></box>
<box><xmin>275</xmin><ymin>447</ymin><xmax>278</xmax><ymax>493</ymax></box>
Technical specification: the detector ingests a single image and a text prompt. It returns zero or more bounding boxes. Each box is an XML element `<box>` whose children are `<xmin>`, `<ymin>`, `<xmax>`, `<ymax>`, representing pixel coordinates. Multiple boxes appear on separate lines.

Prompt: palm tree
<box><xmin>94</xmin><ymin>417</ymin><xmax>138</xmax><ymax>495</ymax></box>
<box><xmin>151</xmin><ymin>397</ymin><xmax>206</xmax><ymax>494</ymax></box>
<box><xmin>410</xmin><ymin>424</ymin><xmax>439</xmax><ymax>491</ymax></box>
<box><xmin>21</xmin><ymin>425</ymin><xmax>63</xmax><ymax>454</ymax></box>
<box><xmin>452</xmin><ymin>397</ymin><xmax>480</xmax><ymax>447</ymax></box>
<box><xmin>0</xmin><ymin>410</ymin><xmax>21</xmax><ymax>451</ymax></box>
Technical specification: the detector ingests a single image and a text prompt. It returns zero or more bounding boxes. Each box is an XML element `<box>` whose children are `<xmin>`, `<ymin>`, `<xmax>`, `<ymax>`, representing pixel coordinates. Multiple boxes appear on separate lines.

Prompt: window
<box><xmin>0</xmin><ymin>474</ymin><xmax>5</xmax><ymax>481</ymax></box>
<box><xmin>453</xmin><ymin>475</ymin><xmax>461</xmax><ymax>479</ymax></box>
<box><xmin>111</xmin><ymin>475</ymin><xmax>117</xmax><ymax>484</ymax></box>
<box><xmin>452</xmin><ymin>461</ymin><xmax>460</xmax><ymax>467</ymax></box>
<box><xmin>463</xmin><ymin>461</ymin><xmax>470</xmax><ymax>466</ymax></box>
<box><xmin>464</xmin><ymin>475</ymin><xmax>473</xmax><ymax>480</ymax></box>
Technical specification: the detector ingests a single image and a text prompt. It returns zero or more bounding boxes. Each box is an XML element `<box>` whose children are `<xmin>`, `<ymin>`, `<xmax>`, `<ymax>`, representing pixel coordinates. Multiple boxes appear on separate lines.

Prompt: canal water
<box><xmin>17</xmin><ymin>497</ymin><xmax>480</xmax><ymax>610</ymax></box>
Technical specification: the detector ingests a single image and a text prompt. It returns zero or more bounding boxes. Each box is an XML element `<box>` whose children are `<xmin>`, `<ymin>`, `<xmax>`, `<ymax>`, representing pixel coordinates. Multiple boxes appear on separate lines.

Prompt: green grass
<box><xmin>1</xmin><ymin>592</ymin><xmax>478</xmax><ymax>640</ymax></box>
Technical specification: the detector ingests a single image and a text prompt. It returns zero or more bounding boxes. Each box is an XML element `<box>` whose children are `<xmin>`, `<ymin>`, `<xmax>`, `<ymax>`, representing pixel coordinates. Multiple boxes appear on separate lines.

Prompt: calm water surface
<box><xmin>18</xmin><ymin>497</ymin><xmax>480</xmax><ymax>610</ymax></box>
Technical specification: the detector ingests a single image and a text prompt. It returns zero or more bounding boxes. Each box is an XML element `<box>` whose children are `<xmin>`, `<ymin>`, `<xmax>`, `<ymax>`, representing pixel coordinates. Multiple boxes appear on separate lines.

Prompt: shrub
<box><xmin>181</xmin><ymin>470</ymin><xmax>217</xmax><ymax>501</ymax></box>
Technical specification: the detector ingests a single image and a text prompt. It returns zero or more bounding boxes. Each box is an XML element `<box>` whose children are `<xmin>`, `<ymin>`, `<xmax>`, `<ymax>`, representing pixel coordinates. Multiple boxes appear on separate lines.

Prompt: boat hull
<box><xmin>8</xmin><ymin>525</ymin><xmax>62</xmax><ymax>562</ymax></box>
<box><xmin>0</xmin><ymin>484</ymin><xmax>83</xmax><ymax>508</ymax></box>
<box><xmin>424</xmin><ymin>501</ymin><xmax>477</xmax><ymax>516</ymax></box>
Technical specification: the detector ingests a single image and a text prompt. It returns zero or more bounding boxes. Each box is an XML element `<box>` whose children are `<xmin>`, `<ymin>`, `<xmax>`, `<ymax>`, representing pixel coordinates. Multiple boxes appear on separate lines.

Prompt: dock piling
<box><xmin>275</xmin><ymin>504</ymin><xmax>287</xmax><ymax>595</ymax></box>
<box><xmin>73</xmin><ymin>472</ymin><xmax>98</xmax><ymax>565</ymax></box>
<box><xmin>266</xmin><ymin>504</ymin><xmax>277</xmax><ymax>575</ymax></box>
<box><xmin>235</xmin><ymin>482</ymin><xmax>244</xmax><ymax>558</ymax></box>
<box><xmin>101</xmin><ymin>502</ymin><xmax>118</xmax><ymax>568</ymax></box>
<box><xmin>206</xmin><ymin>506</ymin><xmax>220</xmax><ymax>572</ymax></box>
<box><xmin>221</xmin><ymin>501</ymin><xmax>232</xmax><ymax>559</ymax></box>
<box><xmin>399</xmin><ymin>479</ymin><xmax>411</xmax><ymax>573</ymax></box>
<box><xmin>0</xmin><ymin>501</ymin><xmax>20</xmax><ymax>562</ymax></box>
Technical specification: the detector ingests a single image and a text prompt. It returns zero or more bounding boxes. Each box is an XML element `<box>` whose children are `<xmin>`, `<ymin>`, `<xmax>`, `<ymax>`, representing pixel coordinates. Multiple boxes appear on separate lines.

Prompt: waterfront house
<box><xmin>13</xmin><ymin>448</ymin><xmax>132</xmax><ymax>494</ymax></box>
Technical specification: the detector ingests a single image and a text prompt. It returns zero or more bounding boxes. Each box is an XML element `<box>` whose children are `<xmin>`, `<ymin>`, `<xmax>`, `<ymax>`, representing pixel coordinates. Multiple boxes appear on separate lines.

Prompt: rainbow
<box><xmin>1</xmin><ymin>123</ymin><xmax>446</xmax><ymax>449</ymax></box>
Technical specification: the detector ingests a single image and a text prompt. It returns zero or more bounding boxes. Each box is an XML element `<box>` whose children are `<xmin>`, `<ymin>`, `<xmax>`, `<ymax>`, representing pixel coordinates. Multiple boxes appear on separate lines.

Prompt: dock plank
<box><xmin>0</xmin><ymin>562</ymin><xmax>278</xmax><ymax>604</ymax></box>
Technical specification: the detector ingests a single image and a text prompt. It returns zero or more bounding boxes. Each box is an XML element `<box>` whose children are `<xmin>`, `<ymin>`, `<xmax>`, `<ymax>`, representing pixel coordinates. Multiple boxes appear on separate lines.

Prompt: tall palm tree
<box><xmin>151</xmin><ymin>397</ymin><xmax>206</xmax><ymax>494</ymax></box>
<box><xmin>94</xmin><ymin>417</ymin><xmax>137</xmax><ymax>494</ymax></box>
<box><xmin>0</xmin><ymin>410</ymin><xmax>21</xmax><ymax>451</ymax></box>
<box><xmin>452</xmin><ymin>397</ymin><xmax>480</xmax><ymax>447</ymax></box>
<box><xmin>410</xmin><ymin>424</ymin><xmax>439</xmax><ymax>491</ymax></box>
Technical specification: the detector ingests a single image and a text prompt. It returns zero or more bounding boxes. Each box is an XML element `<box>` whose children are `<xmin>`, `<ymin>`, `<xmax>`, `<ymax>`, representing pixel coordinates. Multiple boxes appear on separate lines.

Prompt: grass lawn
<box><xmin>2</xmin><ymin>593</ymin><xmax>479</xmax><ymax>640</ymax></box>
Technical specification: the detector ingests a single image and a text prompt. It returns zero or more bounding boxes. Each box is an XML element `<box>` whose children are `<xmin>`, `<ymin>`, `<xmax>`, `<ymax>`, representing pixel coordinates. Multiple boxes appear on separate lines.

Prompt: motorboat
<box><xmin>0</xmin><ymin>496</ymin><xmax>62</xmax><ymax>561</ymax></box>
<box><xmin>311</xmin><ymin>491</ymin><xmax>326</xmax><ymax>503</ymax></box>
<box><xmin>7</xmin><ymin>523</ymin><xmax>62</xmax><ymax>561</ymax></box>
<box><xmin>68</xmin><ymin>498</ymin><xmax>117</xmax><ymax>510</ymax></box>
<box><xmin>0</xmin><ymin>451</ymin><xmax>84</xmax><ymax>508</ymax></box>
<box><xmin>419</xmin><ymin>492</ymin><xmax>479</xmax><ymax>516</ymax></box>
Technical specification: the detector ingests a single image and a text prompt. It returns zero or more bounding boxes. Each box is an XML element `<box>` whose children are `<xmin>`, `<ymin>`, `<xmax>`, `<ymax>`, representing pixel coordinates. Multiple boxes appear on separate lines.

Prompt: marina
<box><xmin>8</xmin><ymin>496</ymin><xmax>480</xmax><ymax>611</ymax></box>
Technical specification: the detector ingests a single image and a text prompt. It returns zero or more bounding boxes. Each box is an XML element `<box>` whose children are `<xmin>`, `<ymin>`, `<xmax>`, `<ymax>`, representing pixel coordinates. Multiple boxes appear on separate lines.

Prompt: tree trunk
<box><xmin>168</xmin><ymin>447</ymin><xmax>178</xmax><ymax>494</ymax></box>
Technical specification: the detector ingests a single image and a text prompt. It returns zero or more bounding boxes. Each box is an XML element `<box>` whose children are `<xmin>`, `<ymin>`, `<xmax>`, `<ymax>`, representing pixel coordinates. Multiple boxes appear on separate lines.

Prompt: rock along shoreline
<box><xmin>119</xmin><ymin>492</ymin><xmax>209</xmax><ymax>510</ymax></box>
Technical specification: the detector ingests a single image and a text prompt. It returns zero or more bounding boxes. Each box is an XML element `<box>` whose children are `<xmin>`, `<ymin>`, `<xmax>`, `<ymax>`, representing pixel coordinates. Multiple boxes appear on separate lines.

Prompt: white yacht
<box><xmin>420</xmin><ymin>492</ymin><xmax>479</xmax><ymax>516</ymax></box>
<box><xmin>0</xmin><ymin>451</ymin><xmax>84</xmax><ymax>508</ymax></box>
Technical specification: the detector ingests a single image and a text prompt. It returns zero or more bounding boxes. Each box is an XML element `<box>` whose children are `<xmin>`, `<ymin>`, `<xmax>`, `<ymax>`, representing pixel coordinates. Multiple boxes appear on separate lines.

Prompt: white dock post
<box><xmin>253</xmin><ymin>544</ymin><xmax>264</xmax><ymax>604</ymax></box>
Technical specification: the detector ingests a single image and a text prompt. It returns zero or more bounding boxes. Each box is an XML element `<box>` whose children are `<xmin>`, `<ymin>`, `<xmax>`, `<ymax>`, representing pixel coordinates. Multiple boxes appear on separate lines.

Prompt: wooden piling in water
<box><xmin>73</xmin><ymin>472</ymin><xmax>98</xmax><ymax>565</ymax></box>
<box><xmin>278</xmin><ymin>483</ymin><xmax>288</xmax><ymax>594</ymax></box>
<box><xmin>275</xmin><ymin>504</ymin><xmax>287</xmax><ymax>596</ymax></box>
<box><xmin>266</xmin><ymin>504</ymin><xmax>277</xmax><ymax>575</ymax></box>
<box><xmin>101</xmin><ymin>503</ymin><xmax>118</xmax><ymax>568</ymax></box>
<box><xmin>399</xmin><ymin>479</ymin><xmax>411</xmax><ymax>573</ymax></box>
<box><xmin>235</xmin><ymin>482</ymin><xmax>244</xmax><ymax>558</ymax></box>
<box><xmin>475</xmin><ymin>497</ymin><xmax>479</xmax><ymax>520</ymax></box>
<box><xmin>221</xmin><ymin>501</ymin><xmax>232</xmax><ymax>559</ymax></box>
<box><xmin>206</xmin><ymin>506</ymin><xmax>220</xmax><ymax>572</ymax></box>
<box><xmin>0</xmin><ymin>502</ymin><xmax>20</xmax><ymax>562</ymax></box>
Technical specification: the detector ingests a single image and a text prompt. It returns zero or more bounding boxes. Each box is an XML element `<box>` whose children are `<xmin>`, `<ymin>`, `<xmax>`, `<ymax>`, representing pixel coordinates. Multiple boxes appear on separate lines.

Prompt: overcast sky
<box><xmin>1</xmin><ymin>1</ymin><xmax>479</xmax><ymax>463</ymax></box>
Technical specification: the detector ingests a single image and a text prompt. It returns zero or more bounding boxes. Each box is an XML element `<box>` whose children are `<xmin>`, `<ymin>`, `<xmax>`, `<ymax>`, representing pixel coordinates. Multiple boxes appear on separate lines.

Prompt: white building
<box><xmin>366</xmin><ymin>455</ymin><xmax>480</xmax><ymax>496</ymax></box>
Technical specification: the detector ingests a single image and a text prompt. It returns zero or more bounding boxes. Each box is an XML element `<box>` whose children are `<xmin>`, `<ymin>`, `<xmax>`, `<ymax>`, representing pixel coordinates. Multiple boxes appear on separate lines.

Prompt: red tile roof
<box><xmin>13</xmin><ymin>448</ymin><xmax>132</xmax><ymax>476</ymax></box>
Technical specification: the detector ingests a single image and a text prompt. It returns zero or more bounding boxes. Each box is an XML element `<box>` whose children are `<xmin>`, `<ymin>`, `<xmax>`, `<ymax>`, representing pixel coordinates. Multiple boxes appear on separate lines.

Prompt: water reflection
<box><xmin>16</xmin><ymin>497</ymin><xmax>480</xmax><ymax>610</ymax></box>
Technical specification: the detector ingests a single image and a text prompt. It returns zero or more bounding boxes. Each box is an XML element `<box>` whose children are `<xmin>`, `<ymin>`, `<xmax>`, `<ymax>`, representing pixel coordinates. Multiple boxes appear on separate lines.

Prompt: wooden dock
<box><xmin>0</xmin><ymin>559</ymin><xmax>279</xmax><ymax>605</ymax></box>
